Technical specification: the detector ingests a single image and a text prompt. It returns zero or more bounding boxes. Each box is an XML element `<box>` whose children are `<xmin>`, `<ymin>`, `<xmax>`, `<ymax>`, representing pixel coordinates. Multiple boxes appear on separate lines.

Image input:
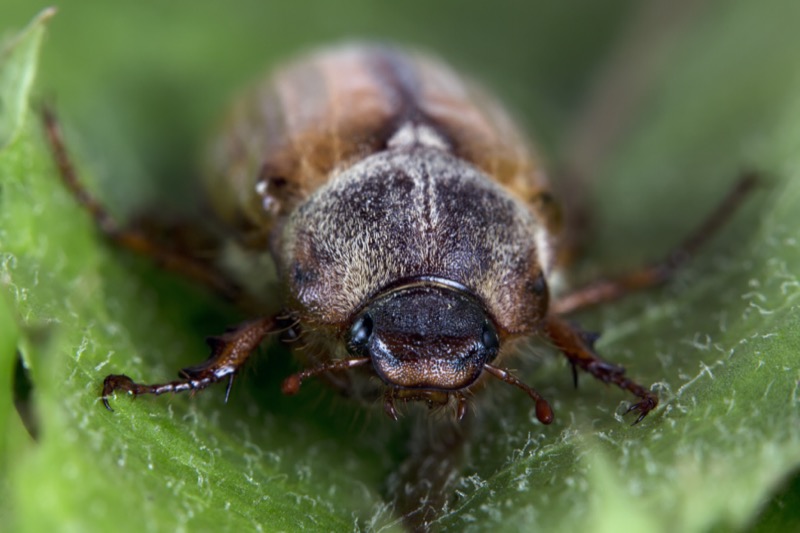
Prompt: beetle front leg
<box><xmin>544</xmin><ymin>314</ymin><xmax>658</xmax><ymax>424</ymax></box>
<box><xmin>101</xmin><ymin>316</ymin><xmax>280</xmax><ymax>410</ymax></box>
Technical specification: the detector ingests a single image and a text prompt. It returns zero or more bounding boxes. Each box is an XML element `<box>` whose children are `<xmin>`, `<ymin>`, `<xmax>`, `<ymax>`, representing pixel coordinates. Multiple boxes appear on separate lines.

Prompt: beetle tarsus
<box><xmin>545</xmin><ymin>314</ymin><xmax>659</xmax><ymax>424</ymax></box>
<box><xmin>100</xmin><ymin>316</ymin><xmax>277</xmax><ymax>410</ymax></box>
<box><xmin>626</xmin><ymin>396</ymin><xmax>659</xmax><ymax>425</ymax></box>
<box><xmin>101</xmin><ymin>374</ymin><xmax>135</xmax><ymax>411</ymax></box>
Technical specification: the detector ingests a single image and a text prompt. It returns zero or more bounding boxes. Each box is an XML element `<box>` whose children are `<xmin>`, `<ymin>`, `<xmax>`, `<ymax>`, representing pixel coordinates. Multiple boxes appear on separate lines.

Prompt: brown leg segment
<box><xmin>41</xmin><ymin>106</ymin><xmax>243</xmax><ymax>302</ymax></box>
<box><xmin>544</xmin><ymin>314</ymin><xmax>658</xmax><ymax>424</ymax></box>
<box><xmin>552</xmin><ymin>172</ymin><xmax>758</xmax><ymax>315</ymax></box>
<box><xmin>101</xmin><ymin>316</ymin><xmax>278</xmax><ymax>410</ymax></box>
<box><xmin>483</xmin><ymin>364</ymin><xmax>554</xmax><ymax>424</ymax></box>
<box><xmin>280</xmin><ymin>357</ymin><xmax>370</xmax><ymax>396</ymax></box>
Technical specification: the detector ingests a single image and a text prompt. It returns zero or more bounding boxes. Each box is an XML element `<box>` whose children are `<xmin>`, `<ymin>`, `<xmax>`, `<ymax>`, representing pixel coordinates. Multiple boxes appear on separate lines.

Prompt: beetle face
<box><xmin>346</xmin><ymin>283</ymin><xmax>499</xmax><ymax>390</ymax></box>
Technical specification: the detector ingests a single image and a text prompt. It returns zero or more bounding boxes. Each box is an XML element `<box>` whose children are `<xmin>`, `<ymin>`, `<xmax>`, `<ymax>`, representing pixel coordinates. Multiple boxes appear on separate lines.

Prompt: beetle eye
<box><xmin>348</xmin><ymin>313</ymin><xmax>374</xmax><ymax>353</ymax></box>
<box><xmin>481</xmin><ymin>321</ymin><xmax>500</xmax><ymax>352</ymax></box>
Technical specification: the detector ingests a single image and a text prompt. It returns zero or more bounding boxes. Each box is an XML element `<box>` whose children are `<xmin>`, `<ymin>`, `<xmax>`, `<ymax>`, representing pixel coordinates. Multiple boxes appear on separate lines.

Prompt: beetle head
<box><xmin>346</xmin><ymin>282</ymin><xmax>499</xmax><ymax>391</ymax></box>
<box><xmin>282</xmin><ymin>278</ymin><xmax>553</xmax><ymax>424</ymax></box>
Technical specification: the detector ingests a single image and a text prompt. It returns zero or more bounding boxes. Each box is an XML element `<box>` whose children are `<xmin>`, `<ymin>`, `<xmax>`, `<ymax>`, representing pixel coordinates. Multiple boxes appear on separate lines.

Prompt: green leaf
<box><xmin>0</xmin><ymin>7</ymin><xmax>53</xmax><ymax>149</ymax></box>
<box><xmin>1</xmin><ymin>1</ymin><xmax>799</xmax><ymax>532</ymax></box>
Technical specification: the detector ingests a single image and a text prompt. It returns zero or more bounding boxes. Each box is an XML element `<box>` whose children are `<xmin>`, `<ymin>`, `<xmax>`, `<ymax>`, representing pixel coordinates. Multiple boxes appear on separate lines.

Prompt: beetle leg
<box><xmin>484</xmin><ymin>364</ymin><xmax>554</xmax><ymax>424</ymax></box>
<box><xmin>101</xmin><ymin>316</ymin><xmax>278</xmax><ymax>410</ymax></box>
<box><xmin>552</xmin><ymin>172</ymin><xmax>758</xmax><ymax>315</ymax></box>
<box><xmin>280</xmin><ymin>357</ymin><xmax>370</xmax><ymax>395</ymax></box>
<box><xmin>544</xmin><ymin>314</ymin><xmax>658</xmax><ymax>424</ymax></box>
<box><xmin>40</xmin><ymin>106</ymin><xmax>243</xmax><ymax>303</ymax></box>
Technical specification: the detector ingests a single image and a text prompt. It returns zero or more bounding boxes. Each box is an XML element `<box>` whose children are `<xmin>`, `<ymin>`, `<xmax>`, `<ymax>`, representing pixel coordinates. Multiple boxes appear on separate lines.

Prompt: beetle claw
<box><xmin>625</xmin><ymin>396</ymin><xmax>658</xmax><ymax>425</ymax></box>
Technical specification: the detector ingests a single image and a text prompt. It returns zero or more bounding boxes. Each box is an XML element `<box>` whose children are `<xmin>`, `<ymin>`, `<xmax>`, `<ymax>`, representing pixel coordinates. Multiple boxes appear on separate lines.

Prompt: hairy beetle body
<box><xmin>46</xmin><ymin>42</ymin><xmax>732</xmax><ymax>423</ymax></box>
<box><xmin>208</xmin><ymin>46</ymin><xmax>556</xmax><ymax>392</ymax></box>
<box><xmin>36</xmin><ymin>37</ymin><xmax>758</xmax><ymax>533</ymax></box>
<box><xmin>208</xmin><ymin>45</ymin><xmax>557</xmax><ymax>236</ymax></box>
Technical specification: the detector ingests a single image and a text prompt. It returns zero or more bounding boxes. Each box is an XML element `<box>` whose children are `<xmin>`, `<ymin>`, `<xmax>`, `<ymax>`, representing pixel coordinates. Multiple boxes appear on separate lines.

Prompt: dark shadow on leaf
<box><xmin>13</xmin><ymin>350</ymin><xmax>37</xmax><ymax>439</ymax></box>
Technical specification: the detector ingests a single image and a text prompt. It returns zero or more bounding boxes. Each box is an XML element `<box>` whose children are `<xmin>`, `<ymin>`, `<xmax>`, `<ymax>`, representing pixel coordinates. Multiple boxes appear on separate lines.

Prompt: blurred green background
<box><xmin>1</xmin><ymin>0</ymin><xmax>637</xmax><ymax>214</ymax></box>
<box><xmin>2</xmin><ymin>1</ymin><xmax>800</xmax><ymax>532</ymax></box>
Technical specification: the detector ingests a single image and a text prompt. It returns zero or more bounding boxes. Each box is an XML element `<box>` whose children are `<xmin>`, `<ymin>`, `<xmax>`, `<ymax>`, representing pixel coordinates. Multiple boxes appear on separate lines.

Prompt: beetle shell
<box><xmin>80</xmin><ymin>41</ymin><xmax>663</xmax><ymax>424</ymax></box>
<box><xmin>207</xmin><ymin>43</ymin><xmax>562</xmax><ymax>388</ymax></box>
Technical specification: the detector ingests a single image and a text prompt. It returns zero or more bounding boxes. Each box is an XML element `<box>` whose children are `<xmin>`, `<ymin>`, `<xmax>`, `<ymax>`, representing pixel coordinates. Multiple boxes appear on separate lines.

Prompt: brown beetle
<box><xmin>43</xmin><ymin>43</ymin><xmax>755</xmax><ymax>424</ymax></box>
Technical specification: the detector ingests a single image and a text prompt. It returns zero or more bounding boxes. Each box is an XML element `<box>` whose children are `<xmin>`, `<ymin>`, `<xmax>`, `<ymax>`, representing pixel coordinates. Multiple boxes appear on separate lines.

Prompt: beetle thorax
<box><xmin>280</xmin><ymin>145</ymin><xmax>551</xmax><ymax>335</ymax></box>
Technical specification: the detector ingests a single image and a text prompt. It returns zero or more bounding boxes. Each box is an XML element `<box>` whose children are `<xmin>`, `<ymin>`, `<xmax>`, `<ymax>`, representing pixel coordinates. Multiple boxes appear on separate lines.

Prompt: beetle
<box><xmin>42</xmin><ymin>43</ymin><xmax>755</xmax><ymax>425</ymax></box>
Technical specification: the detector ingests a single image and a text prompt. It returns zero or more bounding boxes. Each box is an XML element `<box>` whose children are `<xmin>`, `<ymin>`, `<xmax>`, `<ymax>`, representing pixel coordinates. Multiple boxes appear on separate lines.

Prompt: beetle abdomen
<box><xmin>207</xmin><ymin>44</ymin><xmax>556</xmax><ymax>241</ymax></box>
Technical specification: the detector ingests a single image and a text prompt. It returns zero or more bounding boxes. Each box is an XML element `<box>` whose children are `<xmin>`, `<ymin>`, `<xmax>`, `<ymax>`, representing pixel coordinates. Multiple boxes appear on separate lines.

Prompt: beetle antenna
<box><xmin>281</xmin><ymin>357</ymin><xmax>370</xmax><ymax>395</ymax></box>
<box><xmin>483</xmin><ymin>363</ymin><xmax>554</xmax><ymax>424</ymax></box>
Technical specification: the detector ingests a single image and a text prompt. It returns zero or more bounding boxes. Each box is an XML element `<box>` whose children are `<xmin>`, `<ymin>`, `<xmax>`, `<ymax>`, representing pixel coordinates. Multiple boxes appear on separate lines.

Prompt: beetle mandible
<box><xmin>43</xmin><ymin>43</ymin><xmax>754</xmax><ymax>424</ymax></box>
